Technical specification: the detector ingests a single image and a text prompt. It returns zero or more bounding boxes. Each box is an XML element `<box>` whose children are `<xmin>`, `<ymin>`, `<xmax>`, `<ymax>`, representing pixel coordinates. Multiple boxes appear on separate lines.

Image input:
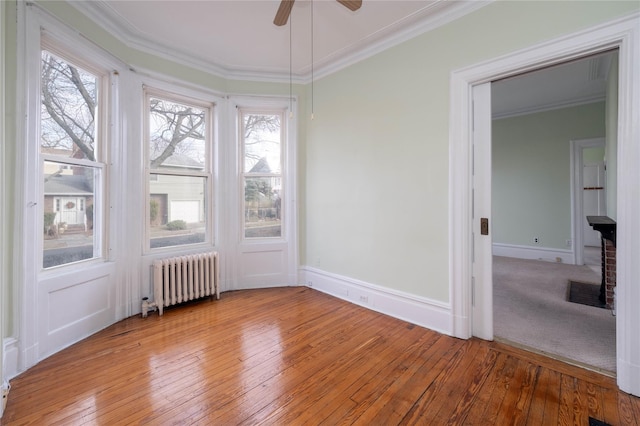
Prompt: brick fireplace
<box><xmin>587</xmin><ymin>216</ymin><xmax>616</xmax><ymax>310</ymax></box>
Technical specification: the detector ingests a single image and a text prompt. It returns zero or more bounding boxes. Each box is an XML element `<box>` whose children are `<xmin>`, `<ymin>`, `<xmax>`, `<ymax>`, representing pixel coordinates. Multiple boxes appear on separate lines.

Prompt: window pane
<box><xmin>243</xmin><ymin>114</ymin><xmax>281</xmax><ymax>174</ymax></box>
<box><xmin>43</xmin><ymin>161</ymin><xmax>98</xmax><ymax>268</ymax></box>
<box><xmin>244</xmin><ymin>176</ymin><xmax>281</xmax><ymax>238</ymax></box>
<box><xmin>41</xmin><ymin>51</ymin><xmax>98</xmax><ymax>161</ymax></box>
<box><xmin>149</xmin><ymin>97</ymin><xmax>206</xmax><ymax>171</ymax></box>
<box><xmin>150</xmin><ymin>174</ymin><xmax>206</xmax><ymax>248</ymax></box>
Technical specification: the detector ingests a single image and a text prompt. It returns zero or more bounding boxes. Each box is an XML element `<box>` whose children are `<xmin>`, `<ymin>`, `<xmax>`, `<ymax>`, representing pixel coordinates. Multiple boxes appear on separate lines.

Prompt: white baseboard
<box><xmin>2</xmin><ymin>338</ymin><xmax>19</xmax><ymax>381</ymax></box>
<box><xmin>493</xmin><ymin>243</ymin><xmax>575</xmax><ymax>264</ymax></box>
<box><xmin>299</xmin><ymin>266</ymin><xmax>452</xmax><ymax>336</ymax></box>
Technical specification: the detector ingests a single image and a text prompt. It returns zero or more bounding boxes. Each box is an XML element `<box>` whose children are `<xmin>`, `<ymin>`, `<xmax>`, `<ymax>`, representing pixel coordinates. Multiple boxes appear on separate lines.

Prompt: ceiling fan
<box><xmin>274</xmin><ymin>0</ymin><xmax>362</xmax><ymax>26</ymax></box>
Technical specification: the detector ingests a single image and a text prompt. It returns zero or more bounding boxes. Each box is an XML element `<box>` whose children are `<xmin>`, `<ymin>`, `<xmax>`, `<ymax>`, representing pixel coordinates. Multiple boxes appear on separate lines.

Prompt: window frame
<box><xmin>238</xmin><ymin>107</ymin><xmax>286</xmax><ymax>241</ymax></box>
<box><xmin>38</xmin><ymin>40</ymin><xmax>111</xmax><ymax>270</ymax></box>
<box><xmin>143</xmin><ymin>87</ymin><xmax>216</xmax><ymax>253</ymax></box>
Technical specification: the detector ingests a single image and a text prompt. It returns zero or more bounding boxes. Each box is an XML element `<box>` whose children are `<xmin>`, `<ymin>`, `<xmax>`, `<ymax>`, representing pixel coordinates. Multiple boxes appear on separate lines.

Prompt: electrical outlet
<box><xmin>533</xmin><ymin>237</ymin><xmax>540</xmax><ymax>244</ymax></box>
<box><xmin>566</xmin><ymin>239</ymin><xmax>572</xmax><ymax>248</ymax></box>
<box><xmin>307</xmin><ymin>280</ymin><xmax>313</xmax><ymax>287</ymax></box>
<box><xmin>359</xmin><ymin>295</ymin><xmax>369</xmax><ymax>304</ymax></box>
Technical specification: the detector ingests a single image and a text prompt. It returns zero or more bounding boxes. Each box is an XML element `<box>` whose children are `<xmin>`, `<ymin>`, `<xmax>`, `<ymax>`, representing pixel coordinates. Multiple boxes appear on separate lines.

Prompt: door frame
<box><xmin>0</xmin><ymin>0</ymin><xmax>5</xmax><ymax>414</ymax></box>
<box><xmin>570</xmin><ymin>137</ymin><xmax>605</xmax><ymax>265</ymax></box>
<box><xmin>449</xmin><ymin>13</ymin><xmax>640</xmax><ymax>395</ymax></box>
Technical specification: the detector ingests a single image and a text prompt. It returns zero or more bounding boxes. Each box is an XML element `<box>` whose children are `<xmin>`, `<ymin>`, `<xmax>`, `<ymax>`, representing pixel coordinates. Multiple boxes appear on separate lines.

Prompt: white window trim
<box><xmin>238</xmin><ymin>107</ymin><xmax>286</xmax><ymax>241</ymax></box>
<box><xmin>229</xmin><ymin>95</ymin><xmax>299</xmax><ymax>289</ymax></box>
<box><xmin>15</xmin><ymin>2</ymin><xmax>126</xmax><ymax>371</ymax></box>
<box><xmin>38</xmin><ymin>45</ymin><xmax>109</xmax><ymax>270</ymax></box>
<box><xmin>142</xmin><ymin>84</ymin><xmax>219</xmax><ymax>254</ymax></box>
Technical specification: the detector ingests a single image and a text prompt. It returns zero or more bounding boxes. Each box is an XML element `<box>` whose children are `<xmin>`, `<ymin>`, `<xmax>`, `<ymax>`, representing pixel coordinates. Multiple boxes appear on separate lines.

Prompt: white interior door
<box><xmin>471</xmin><ymin>83</ymin><xmax>493</xmax><ymax>340</ymax></box>
<box><xmin>583</xmin><ymin>161</ymin><xmax>606</xmax><ymax>247</ymax></box>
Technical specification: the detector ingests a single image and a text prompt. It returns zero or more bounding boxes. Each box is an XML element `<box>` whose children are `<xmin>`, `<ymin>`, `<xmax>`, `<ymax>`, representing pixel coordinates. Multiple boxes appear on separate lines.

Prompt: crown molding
<box><xmin>68</xmin><ymin>0</ymin><xmax>491</xmax><ymax>85</ymax></box>
<box><xmin>492</xmin><ymin>94</ymin><xmax>606</xmax><ymax>120</ymax></box>
<box><xmin>309</xmin><ymin>0</ymin><xmax>491</xmax><ymax>81</ymax></box>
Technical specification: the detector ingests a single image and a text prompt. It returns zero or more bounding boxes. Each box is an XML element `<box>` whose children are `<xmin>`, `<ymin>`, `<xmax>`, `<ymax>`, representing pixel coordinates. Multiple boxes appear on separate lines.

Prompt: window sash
<box><xmin>144</xmin><ymin>88</ymin><xmax>214</xmax><ymax>252</ymax></box>
<box><xmin>39</xmin><ymin>45</ymin><xmax>108</xmax><ymax>269</ymax></box>
<box><xmin>239</xmin><ymin>109</ymin><xmax>285</xmax><ymax>240</ymax></box>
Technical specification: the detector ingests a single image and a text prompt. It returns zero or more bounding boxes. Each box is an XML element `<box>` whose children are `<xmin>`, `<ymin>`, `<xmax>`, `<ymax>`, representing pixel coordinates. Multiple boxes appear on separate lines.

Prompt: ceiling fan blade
<box><xmin>274</xmin><ymin>0</ymin><xmax>295</xmax><ymax>26</ymax></box>
<box><xmin>337</xmin><ymin>0</ymin><xmax>362</xmax><ymax>11</ymax></box>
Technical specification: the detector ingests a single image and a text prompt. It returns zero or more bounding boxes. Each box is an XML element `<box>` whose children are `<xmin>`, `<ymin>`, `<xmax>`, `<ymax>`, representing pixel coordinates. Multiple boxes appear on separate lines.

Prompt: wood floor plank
<box><xmin>151</xmin><ymin>302</ymin><xmax>385</xmax><ymax>424</ymax></box>
<box><xmin>523</xmin><ymin>366</ymin><xmax>558</xmax><ymax>426</ymax></box>
<box><xmin>619</xmin><ymin>392</ymin><xmax>640</xmax><ymax>426</ymax></box>
<box><xmin>202</xmin><ymin>314</ymin><xmax>390</xmax><ymax>424</ymax></box>
<box><xmin>313</xmin><ymin>329</ymin><xmax>452</xmax><ymax>425</ymax></box>
<box><xmin>495</xmin><ymin>357</ymin><xmax>538</xmax><ymax>425</ymax></box>
<box><xmin>600</xmin><ymin>384</ymin><xmax>621</xmax><ymax>426</ymax></box>
<box><xmin>253</xmin><ymin>320</ymin><xmax>424</xmax><ymax>425</ymax></box>
<box><xmin>397</xmin><ymin>338</ymin><xmax>488</xmax><ymax>424</ymax></box>
<box><xmin>2</xmin><ymin>287</ymin><xmax>638</xmax><ymax>425</ymax></box>
<box><xmin>471</xmin><ymin>353</ymin><xmax>520</xmax><ymax>424</ymax></box>
<box><xmin>558</xmin><ymin>374</ymin><xmax>580</xmax><ymax>425</ymax></box>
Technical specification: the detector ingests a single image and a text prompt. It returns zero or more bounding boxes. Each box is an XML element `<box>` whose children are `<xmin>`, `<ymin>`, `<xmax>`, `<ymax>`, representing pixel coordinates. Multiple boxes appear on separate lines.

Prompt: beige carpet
<box><xmin>493</xmin><ymin>256</ymin><xmax>616</xmax><ymax>373</ymax></box>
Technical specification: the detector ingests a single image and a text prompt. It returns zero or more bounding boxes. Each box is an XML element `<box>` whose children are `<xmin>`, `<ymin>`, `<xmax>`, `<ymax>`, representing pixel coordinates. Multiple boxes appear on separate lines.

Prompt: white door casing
<box><xmin>570</xmin><ymin>138</ymin><xmax>606</xmax><ymax>265</ymax></box>
<box><xmin>450</xmin><ymin>13</ymin><xmax>640</xmax><ymax>396</ymax></box>
<box><xmin>583</xmin><ymin>162</ymin><xmax>606</xmax><ymax>247</ymax></box>
<box><xmin>471</xmin><ymin>83</ymin><xmax>493</xmax><ymax>341</ymax></box>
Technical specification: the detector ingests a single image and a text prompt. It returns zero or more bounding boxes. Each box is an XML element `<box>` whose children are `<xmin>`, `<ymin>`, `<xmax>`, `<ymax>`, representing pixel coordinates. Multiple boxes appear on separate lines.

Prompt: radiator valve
<box><xmin>141</xmin><ymin>297</ymin><xmax>157</xmax><ymax>318</ymax></box>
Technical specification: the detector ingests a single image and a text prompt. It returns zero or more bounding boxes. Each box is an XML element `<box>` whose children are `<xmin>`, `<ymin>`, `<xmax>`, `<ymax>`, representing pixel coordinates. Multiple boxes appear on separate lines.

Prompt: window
<box><xmin>41</xmin><ymin>49</ymin><xmax>106</xmax><ymax>269</ymax></box>
<box><xmin>239</xmin><ymin>110</ymin><xmax>284</xmax><ymax>239</ymax></box>
<box><xmin>145</xmin><ymin>90</ymin><xmax>213</xmax><ymax>249</ymax></box>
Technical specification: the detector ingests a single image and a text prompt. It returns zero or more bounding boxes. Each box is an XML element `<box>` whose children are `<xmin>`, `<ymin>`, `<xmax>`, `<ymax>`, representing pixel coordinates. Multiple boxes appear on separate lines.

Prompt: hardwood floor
<box><xmin>2</xmin><ymin>287</ymin><xmax>639</xmax><ymax>425</ymax></box>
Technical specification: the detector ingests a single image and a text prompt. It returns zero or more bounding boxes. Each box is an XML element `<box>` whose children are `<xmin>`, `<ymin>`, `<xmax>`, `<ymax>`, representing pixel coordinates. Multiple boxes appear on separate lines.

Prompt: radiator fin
<box><xmin>152</xmin><ymin>252</ymin><xmax>219</xmax><ymax>316</ymax></box>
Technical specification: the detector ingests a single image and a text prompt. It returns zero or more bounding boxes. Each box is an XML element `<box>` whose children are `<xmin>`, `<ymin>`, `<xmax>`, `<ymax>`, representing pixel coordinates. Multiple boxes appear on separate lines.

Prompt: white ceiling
<box><xmin>71</xmin><ymin>0</ymin><xmax>487</xmax><ymax>81</ymax></box>
<box><xmin>69</xmin><ymin>1</ymin><xmax>613</xmax><ymax>115</ymax></box>
<box><xmin>492</xmin><ymin>51</ymin><xmax>614</xmax><ymax>118</ymax></box>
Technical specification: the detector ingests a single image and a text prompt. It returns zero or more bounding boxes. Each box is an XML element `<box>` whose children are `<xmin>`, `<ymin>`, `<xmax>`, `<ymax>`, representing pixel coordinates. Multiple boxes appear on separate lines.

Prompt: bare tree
<box><xmin>41</xmin><ymin>51</ymin><xmax>281</xmax><ymax>171</ymax></box>
<box><xmin>149</xmin><ymin>98</ymin><xmax>205</xmax><ymax>169</ymax></box>
<box><xmin>243</xmin><ymin>114</ymin><xmax>281</xmax><ymax>168</ymax></box>
<box><xmin>41</xmin><ymin>52</ymin><xmax>96</xmax><ymax>161</ymax></box>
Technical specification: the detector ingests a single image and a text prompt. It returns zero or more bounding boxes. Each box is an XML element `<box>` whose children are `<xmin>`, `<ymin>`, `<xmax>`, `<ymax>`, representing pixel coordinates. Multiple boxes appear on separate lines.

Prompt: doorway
<box><xmin>490</xmin><ymin>53</ymin><xmax>616</xmax><ymax>372</ymax></box>
<box><xmin>450</xmin><ymin>13</ymin><xmax>640</xmax><ymax>395</ymax></box>
<box><xmin>571</xmin><ymin>138</ymin><xmax>607</xmax><ymax>268</ymax></box>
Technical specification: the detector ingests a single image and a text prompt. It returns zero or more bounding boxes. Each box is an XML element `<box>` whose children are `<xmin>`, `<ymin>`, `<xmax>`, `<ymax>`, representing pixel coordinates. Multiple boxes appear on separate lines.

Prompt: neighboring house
<box><xmin>149</xmin><ymin>150</ymin><xmax>205</xmax><ymax>226</ymax></box>
<box><xmin>44</xmin><ymin>172</ymin><xmax>93</xmax><ymax>229</ymax></box>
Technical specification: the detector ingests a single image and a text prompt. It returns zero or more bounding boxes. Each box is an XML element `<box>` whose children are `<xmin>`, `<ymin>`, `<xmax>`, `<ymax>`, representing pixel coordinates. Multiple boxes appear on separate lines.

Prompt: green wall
<box><xmin>492</xmin><ymin>102</ymin><xmax>606</xmax><ymax>249</ymax></box>
<box><xmin>304</xmin><ymin>1</ymin><xmax>637</xmax><ymax>302</ymax></box>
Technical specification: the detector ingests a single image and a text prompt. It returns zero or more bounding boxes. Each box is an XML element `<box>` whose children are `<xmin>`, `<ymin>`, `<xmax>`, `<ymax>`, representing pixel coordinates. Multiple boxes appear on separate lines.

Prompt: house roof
<box><xmin>150</xmin><ymin>146</ymin><xmax>205</xmax><ymax>170</ymax></box>
<box><xmin>44</xmin><ymin>174</ymin><xmax>92</xmax><ymax>195</ymax></box>
<box><xmin>249</xmin><ymin>157</ymin><xmax>272</xmax><ymax>174</ymax></box>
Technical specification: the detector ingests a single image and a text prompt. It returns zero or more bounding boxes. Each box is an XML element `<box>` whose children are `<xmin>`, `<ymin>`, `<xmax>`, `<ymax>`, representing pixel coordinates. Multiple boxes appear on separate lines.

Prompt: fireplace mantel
<box><xmin>587</xmin><ymin>215</ymin><xmax>616</xmax><ymax>246</ymax></box>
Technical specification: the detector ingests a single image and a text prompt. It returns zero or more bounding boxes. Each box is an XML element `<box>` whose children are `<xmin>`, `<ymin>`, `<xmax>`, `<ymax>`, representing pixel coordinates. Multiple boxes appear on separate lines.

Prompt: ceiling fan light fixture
<box><xmin>274</xmin><ymin>0</ymin><xmax>295</xmax><ymax>26</ymax></box>
<box><xmin>274</xmin><ymin>0</ymin><xmax>362</xmax><ymax>26</ymax></box>
<box><xmin>337</xmin><ymin>0</ymin><xmax>362</xmax><ymax>11</ymax></box>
